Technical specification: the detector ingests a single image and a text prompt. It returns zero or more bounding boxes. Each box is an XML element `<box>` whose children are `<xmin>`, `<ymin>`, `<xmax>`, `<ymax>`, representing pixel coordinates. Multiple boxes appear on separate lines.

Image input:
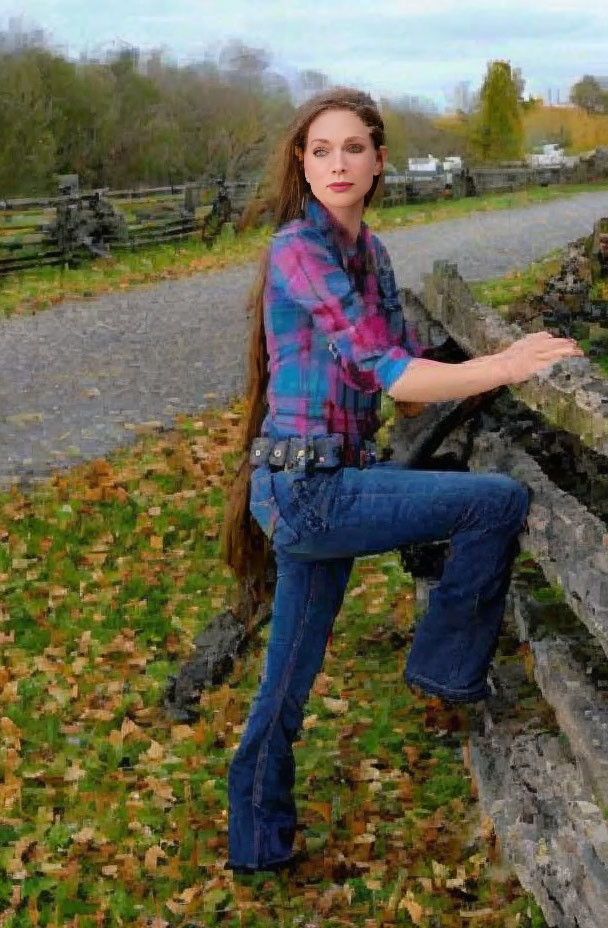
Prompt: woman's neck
<box><xmin>322</xmin><ymin>201</ymin><xmax>364</xmax><ymax>245</ymax></box>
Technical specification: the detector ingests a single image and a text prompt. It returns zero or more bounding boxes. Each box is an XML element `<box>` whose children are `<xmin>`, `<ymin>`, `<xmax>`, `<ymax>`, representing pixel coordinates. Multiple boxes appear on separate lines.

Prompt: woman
<box><xmin>220</xmin><ymin>87</ymin><xmax>583</xmax><ymax>874</ymax></box>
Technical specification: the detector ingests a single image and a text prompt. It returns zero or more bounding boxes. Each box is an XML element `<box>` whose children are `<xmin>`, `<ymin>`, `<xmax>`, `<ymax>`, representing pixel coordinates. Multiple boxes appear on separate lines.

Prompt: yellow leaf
<box><xmin>108</xmin><ymin>729</ymin><xmax>123</xmax><ymax>747</ymax></box>
<box><xmin>146</xmin><ymin>777</ymin><xmax>176</xmax><ymax>805</ymax></box>
<box><xmin>321</xmin><ymin>697</ymin><xmax>349</xmax><ymax>714</ymax></box>
<box><xmin>171</xmin><ymin>724</ymin><xmax>195</xmax><ymax>742</ymax></box>
<box><xmin>431</xmin><ymin>859</ymin><xmax>450</xmax><ymax>883</ymax></box>
<box><xmin>363</xmin><ymin>878</ymin><xmax>383</xmax><ymax>890</ymax></box>
<box><xmin>120</xmin><ymin>716</ymin><xmax>142</xmax><ymax>740</ymax></box>
<box><xmin>150</xmin><ymin>535</ymin><xmax>164</xmax><ymax>550</ymax></box>
<box><xmin>177</xmin><ymin>885</ymin><xmax>201</xmax><ymax>904</ymax></box>
<box><xmin>399</xmin><ymin>895</ymin><xmax>424</xmax><ymax>925</ymax></box>
<box><xmin>144</xmin><ymin>740</ymin><xmax>164</xmax><ymax>761</ymax></box>
<box><xmin>144</xmin><ymin>845</ymin><xmax>167</xmax><ymax>871</ymax></box>
<box><xmin>459</xmin><ymin>909</ymin><xmax>496</xmax><ymax>919</ymax></box>
<box><xmin>38</xmin><ymin>861</ymin><xmax>64</xmax><ymax>872</ymax></box>
<box><xmin>64</xmin><ymin>763</ymin><xmax>86</xmax><ymax>782</ymax></box>
<box><xmin>71</xmin><ymin>656</ymin><xmax>87</xmax><ymax>675</ymax></box>
<box><xmin>307</xmin><ymin>801</ymin><xmax>332</xmax><ymax>823</ymax></box>
<box><xmin>347</xmin><ymin>584</ymin><xmax>365</xmax><ymax>598</ymax></box>
<box><xmin>1</xmin><ymin>717</ymin><xmax>21</xmax><ymax>739</ymax></box>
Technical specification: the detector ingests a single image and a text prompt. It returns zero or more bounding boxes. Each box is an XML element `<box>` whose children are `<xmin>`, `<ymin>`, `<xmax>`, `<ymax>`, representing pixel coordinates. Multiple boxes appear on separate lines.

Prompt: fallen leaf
<box><xmin>322</xmin><ymin>697</ymin><xmax>349</xmax><ymax>714</ymax></box>
<box><xmin>144</xmin><ymin>845</ymin><xmax>167</xmax><ymax>871</ymax></box>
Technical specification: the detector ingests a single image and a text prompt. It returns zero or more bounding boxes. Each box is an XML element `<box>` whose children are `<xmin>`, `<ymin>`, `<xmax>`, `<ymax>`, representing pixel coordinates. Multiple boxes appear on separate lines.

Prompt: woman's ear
<box><xmin>374</xmin><ymin>145</ymin><xmax>388</xmax><ymax>175</ymax></box>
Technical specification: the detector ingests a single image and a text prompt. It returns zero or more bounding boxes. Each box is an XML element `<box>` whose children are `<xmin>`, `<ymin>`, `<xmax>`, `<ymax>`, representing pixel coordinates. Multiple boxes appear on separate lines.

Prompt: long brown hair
<box><xmin>219</xmin><ymin>87</ymin><xmax>386</xmax><ymax>613</ymax></box>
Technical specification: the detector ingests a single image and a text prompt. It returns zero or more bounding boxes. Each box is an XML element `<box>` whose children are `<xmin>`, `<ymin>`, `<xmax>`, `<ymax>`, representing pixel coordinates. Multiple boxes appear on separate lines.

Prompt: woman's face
<box><xmin>302</xmin><ymin>108</ymin><xmax>386</xmax><ymax>214</ymax></box>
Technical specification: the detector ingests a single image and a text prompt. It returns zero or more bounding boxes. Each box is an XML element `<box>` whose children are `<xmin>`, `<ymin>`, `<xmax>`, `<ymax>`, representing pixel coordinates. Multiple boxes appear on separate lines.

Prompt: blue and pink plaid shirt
<box><xmin>260</xmin><ymin>197</ymin><xmax>424</xmax><ymax>448</ymax></box>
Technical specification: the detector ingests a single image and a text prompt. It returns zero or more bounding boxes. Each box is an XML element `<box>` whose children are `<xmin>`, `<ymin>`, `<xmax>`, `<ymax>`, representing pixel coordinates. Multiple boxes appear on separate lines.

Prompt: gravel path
<box><xmin>3</xmin><ymin>190</ymin><xmax>608</xmax><ymax>489</ymax></box>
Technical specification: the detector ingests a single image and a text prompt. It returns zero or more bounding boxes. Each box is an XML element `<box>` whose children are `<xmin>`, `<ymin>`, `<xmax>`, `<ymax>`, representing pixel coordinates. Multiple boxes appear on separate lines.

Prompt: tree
<box><xmin>0</xmin><ymin>48</ymin><xmax>57</xmax><ymax>195</ymax></box>
<box><xmin>469</xmin><ymin>60</ymin><xmax>524</xmax><ymax>163</ymax></box>
<box><xmin>0</xmin><ymin>30</ymin><xmax>296</xmax><ymax>193</ymax></box>
<box><xmin>570</xmin><ymin>75</ymin><xmax>608</xmax><ymax>114</ymax></box>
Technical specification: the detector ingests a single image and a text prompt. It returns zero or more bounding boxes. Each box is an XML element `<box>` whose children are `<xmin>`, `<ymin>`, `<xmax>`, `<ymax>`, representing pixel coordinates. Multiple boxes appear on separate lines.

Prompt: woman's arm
<box><xmin>387</xmin><ymin>331</ymin><xmax>584</xmax><ymax>403</ymax></box>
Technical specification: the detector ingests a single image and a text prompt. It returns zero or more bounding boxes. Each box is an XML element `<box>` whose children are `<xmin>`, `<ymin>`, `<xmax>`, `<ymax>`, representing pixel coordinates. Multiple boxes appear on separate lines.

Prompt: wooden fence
<box><xmin>0</xmin><ymin>179</ymin><xmax>259</xmax><ymax>277</ymax></box>
<box><xmin>383</xmin><ymin>148</ymin><xmax>608</xmax><ymax>205</ymax></box>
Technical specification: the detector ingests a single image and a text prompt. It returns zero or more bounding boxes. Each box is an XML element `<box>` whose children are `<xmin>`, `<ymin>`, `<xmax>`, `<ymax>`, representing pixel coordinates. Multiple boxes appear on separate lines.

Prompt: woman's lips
<box><xmin>328</xmin><ymin>183</ymin><xmax>353</xmax><ymax>191</ymax></box>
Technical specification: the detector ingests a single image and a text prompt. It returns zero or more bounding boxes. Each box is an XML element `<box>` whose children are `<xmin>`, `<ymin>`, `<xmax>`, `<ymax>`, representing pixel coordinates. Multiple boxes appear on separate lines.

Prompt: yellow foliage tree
<box><xmin>523</xmin><ymin>104</ymin><xmax>608</xmax><ymax>154</ymax></box>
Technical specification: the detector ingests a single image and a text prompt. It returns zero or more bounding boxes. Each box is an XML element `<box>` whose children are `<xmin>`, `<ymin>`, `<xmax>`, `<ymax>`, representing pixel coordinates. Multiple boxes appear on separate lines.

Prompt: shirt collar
<box><xmin>305</xmin><ymin>197</ymin><xmax>365</xmax><ymax>263</ymax></box>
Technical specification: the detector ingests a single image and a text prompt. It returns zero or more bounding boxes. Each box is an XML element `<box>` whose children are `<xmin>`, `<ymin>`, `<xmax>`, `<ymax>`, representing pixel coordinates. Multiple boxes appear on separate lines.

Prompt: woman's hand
<box><xmin>498</xmin><ymin>331</ymin><xmax>585</xmax><ymax>385</ymax></box>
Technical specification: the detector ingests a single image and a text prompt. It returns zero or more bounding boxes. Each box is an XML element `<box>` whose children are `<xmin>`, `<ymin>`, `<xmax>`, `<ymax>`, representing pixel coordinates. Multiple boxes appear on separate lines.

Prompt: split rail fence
<box><xmin>0</xmin><ymin>178</ymin><xmax>258</xmax><ymax>278</ymax></box>
<box><xmin>388</xmin><ymin>224</ymin><xmax>608</xmax><ymax>926</ymax></box>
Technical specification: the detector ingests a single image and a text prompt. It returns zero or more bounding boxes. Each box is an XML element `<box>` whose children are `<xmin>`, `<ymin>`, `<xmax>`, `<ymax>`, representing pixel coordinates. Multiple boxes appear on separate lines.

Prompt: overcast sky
<box><xmin>3</xmin><ymin>0</ymin><xmax>608</xmax><ymax>111</ymax></box>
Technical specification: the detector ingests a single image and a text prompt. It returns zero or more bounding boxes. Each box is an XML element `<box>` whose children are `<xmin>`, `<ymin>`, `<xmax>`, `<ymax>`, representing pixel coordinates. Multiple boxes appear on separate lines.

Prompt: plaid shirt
<box><xmin>260</xmin><ymin>197</ymin><xmax>424</xmax><ymax>448</ymax></box>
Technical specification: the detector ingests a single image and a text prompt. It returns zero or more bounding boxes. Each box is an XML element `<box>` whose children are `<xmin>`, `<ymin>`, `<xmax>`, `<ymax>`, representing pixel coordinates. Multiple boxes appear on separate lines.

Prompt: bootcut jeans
<box><xmin>227</xmin><ymin>458</ymin><xmax>530</xmax><ymax>871</ymax></box>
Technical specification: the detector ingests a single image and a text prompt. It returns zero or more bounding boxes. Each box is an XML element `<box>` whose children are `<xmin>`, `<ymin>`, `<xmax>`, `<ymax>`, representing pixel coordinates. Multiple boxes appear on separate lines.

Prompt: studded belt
<box><xmin>249</xmin><ymin>435</ymin><xmax>386</xmax><ymax>473</ymax></box>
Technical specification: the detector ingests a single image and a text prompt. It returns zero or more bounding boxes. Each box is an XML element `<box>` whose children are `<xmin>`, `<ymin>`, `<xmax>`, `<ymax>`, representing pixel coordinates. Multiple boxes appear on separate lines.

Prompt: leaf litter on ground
<box><xmin>0</xmin><ymin>399</ymin><xmax>548</xmax><ymax>927</ymax></box>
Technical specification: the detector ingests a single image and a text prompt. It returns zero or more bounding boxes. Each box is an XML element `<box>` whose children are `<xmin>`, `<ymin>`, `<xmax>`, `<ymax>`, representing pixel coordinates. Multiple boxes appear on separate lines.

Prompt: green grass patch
<box><xmin>468</xmin><ymin>249</ymin><xmax>566</xmax><ymax>311</ymax></box>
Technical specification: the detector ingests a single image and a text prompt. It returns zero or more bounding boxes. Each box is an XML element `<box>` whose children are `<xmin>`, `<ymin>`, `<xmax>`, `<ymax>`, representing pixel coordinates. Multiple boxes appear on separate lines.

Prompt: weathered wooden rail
<box><xmin>387</xmin><ymin>237</ymin><xmax>608</xmax><ymax>926</ymax></box>
<box><xmin>0</xmin><ymin>178</ymin><xmax>259</xmax><ymax>276</ymax></box>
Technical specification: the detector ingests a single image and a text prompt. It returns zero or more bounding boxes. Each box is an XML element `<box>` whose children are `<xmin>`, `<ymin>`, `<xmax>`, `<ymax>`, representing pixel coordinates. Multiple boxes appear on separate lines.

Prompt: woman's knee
<box><xmin>489</xmin><ymin>474</ymin><xmax>530</xmax><ymax>529</ymax></box>
<box><xmin>461</xmin><ymin>473</ymin><xmax>529</xmax><ymax>532</ymax></box>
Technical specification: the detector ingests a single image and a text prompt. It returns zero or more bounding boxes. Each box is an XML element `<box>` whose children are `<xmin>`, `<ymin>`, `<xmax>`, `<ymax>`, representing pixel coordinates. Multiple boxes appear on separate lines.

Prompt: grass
<box><xmin>590</xmin><ymin>279</ymin><xmax>608</xmax><ymax>300</ymax></box>
<box><xmin>2</xmin><ymin>179</ymin><xmax>608</xmax><ymax>320</ymax></box>
<box><xmin>0</xmin><ymin>399</ymin><xmax>549</xmax><ymax>927</ymax></box>
<box><xmin>0</xmin><ymin>222</ymin><xmax>269</xmax><ymax>320</ymax></box>
<box><xmin>468</xmin><ymin>250</ymin><xmax>566</xmax><ymax>312</ymax></box>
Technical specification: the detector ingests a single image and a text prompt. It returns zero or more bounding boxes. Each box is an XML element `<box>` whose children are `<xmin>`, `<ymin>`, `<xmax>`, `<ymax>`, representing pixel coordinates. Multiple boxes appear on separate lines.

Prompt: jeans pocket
<box><xmin>273</xmin><ymin>468</ymin><xmax>343</xmax><ymax>537</ymax></box>
<box><xmin>249</xmin><ymin>466</ymin><xmax>299</xmax><ymax>547</ymax></box>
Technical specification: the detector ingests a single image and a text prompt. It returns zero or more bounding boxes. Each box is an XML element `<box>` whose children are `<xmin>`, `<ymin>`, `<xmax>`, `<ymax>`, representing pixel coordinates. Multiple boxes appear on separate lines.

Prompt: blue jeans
<box><xmin>227</xmin><ymin>460</ymin><xmax>529</xmax><ymax>870</ymax></box>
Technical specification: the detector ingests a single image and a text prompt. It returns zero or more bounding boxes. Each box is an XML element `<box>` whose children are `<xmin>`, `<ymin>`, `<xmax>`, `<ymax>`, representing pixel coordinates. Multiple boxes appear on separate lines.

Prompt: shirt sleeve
<box><xmin>372</xmin><ymin>235</ymin><xmax>426</xmax><ymax>359</ymax></box>
<box><xmin>269</xmin><ymin>229</ymin><xmax>413</xmax><ymax>395</ymax></box>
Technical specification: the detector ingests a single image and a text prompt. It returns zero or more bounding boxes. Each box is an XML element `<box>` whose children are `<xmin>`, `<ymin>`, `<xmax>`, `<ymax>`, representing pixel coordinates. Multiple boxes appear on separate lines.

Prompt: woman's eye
<box><xmin>311</xmin><ymin>144</ymin><xmax>364</xmax><ymax>157</ymax></box>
